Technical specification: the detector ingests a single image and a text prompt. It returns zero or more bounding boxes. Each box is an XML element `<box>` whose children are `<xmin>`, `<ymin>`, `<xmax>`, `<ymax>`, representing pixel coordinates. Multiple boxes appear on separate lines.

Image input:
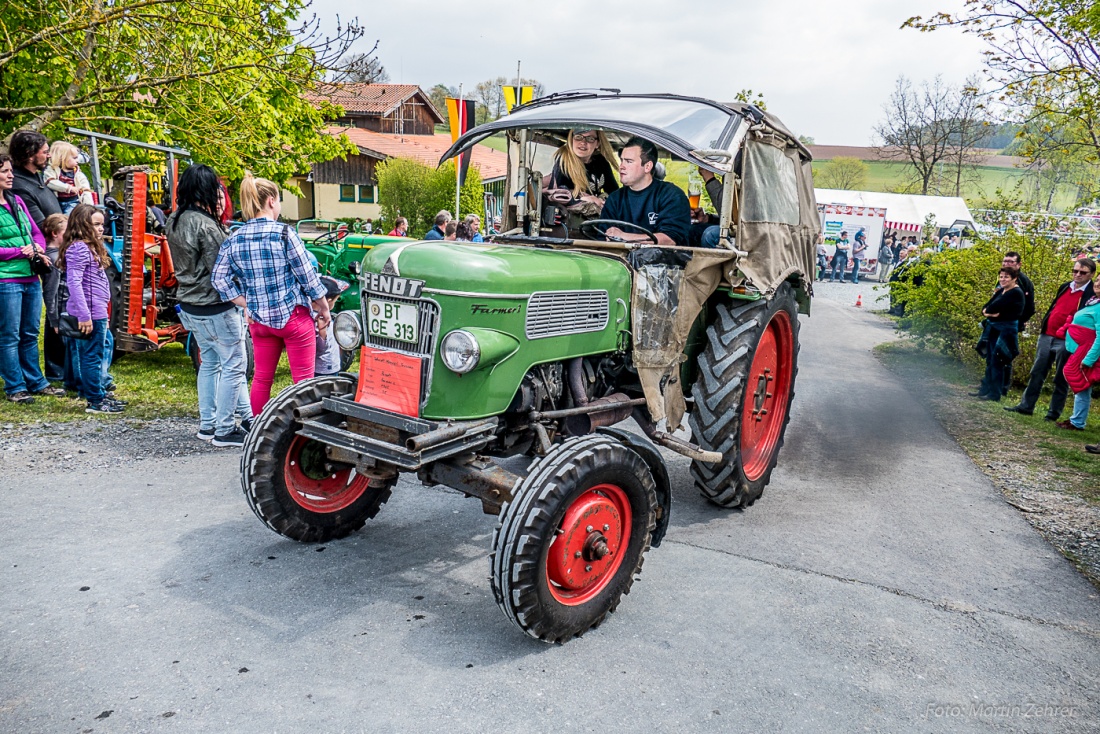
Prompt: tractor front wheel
<box><xmin>490</xmin><ymin>435</ymin><xmax>657</xmax><ymax>642</ymax></box>
<box><xmin>242</xmin><ymin>374</ymin><xmax>393</xmax><ymax>542</ymax></box>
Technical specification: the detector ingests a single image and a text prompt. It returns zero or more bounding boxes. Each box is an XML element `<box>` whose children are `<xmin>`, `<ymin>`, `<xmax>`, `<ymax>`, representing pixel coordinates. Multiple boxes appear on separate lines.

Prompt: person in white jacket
<box><xmin>44</xmin><ymin>141</ymin><xmax>93</xmax><ymax>214</ymax></box>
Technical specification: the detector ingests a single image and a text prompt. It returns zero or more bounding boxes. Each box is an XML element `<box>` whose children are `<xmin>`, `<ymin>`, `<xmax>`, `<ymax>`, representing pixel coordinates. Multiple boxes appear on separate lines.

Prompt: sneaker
<box><xmin>86</xmin><ymin>401</ymin><xmax>124</xmax><ymax>414</ymax></box>
<box><xmin>1085</xmin><ymin>444</ymin><xmax>1100</xmax><ymax>455</ymax></box>
<box><xmin>33</xmin><ymin>386</ymin><xmax>67</xmax><ymax>397</ymax></box>
<box><xmin>104</xmin><ymin>382</ymin><xmax>117</xmax><ymax>393</ymax></box>
<box><xmin>103</xmin><ymin>396</ymin><xmax>128</xmax><ymax>408</ymax></box>
<box><xmin>240</xmin><ymin>418</ymin><xmax>253</xmax><ymax>433</ymax></box>
<box><xmin>196</xmin><ymin>427</ymin><xmax>215</xmax><ymax>442</ymax></box>
<box><xmin>7</xmin><ymin>391</ymin><xmax>34</xmax><ymax>404</ymax></box>
<box><xmin>212</xmin><ymin>427</ymin><xmax>247</xmax><ymax>447</ymax></box>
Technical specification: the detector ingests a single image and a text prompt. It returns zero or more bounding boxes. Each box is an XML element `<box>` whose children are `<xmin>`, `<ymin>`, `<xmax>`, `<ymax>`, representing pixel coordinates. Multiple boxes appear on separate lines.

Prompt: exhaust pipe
<box><xmin>563</xmin><ymin>393</ymin><xmax>637</xmax><ymax>435</ymax></box>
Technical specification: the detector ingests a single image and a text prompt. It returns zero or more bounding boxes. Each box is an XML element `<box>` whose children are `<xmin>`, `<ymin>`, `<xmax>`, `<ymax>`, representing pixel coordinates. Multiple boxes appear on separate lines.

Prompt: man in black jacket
<box><xmin>9</xmin><ymin>131</ymin><xmax>61</xmax><ymax>227</ymax></box>
<box><xmin>1005</xmin><ymin>258</ymin><xmax>1096</xmax><ymax>418</ymax></box>
<box><xmin>9</xmin><ymin>131</ymin><xmax>65</xmax><ymax>383</ymax></box>
<box><xmin>1004</xmin><ymin>251</ymin><xmax>1036</xmax><ymax>326</ymax></box>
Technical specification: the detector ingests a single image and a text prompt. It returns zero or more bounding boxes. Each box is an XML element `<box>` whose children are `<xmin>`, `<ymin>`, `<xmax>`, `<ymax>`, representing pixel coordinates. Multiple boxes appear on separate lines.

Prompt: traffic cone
<box><xmin>855</xmin><ymin>293</ymin><xmax>863</xmax><ymax>307</ymax></box>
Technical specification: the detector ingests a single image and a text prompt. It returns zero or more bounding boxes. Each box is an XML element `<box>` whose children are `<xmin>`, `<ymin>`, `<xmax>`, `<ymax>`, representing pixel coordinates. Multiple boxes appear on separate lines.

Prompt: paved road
<box><xmin>3</xmin><ymin>297</ymin><xmax>1099</xmax><ymax>733</ymax></box>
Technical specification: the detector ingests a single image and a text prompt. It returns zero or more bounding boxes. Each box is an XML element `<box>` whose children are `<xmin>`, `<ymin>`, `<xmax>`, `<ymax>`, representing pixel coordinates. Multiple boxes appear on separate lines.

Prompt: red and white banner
<box><xmin>885</xmin><ymin>220</ymin><xmax>922</xmax><ymax>232</ymax></box>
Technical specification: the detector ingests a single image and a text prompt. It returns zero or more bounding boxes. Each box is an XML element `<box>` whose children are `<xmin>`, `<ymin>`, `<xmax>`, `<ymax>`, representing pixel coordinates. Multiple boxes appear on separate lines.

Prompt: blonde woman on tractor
<box><xmin>542</xmin><ymin>129</ymin><xmax>620</xmax><ymax>215</ymax></box>
<box><xmin>212</xmin><ymin>174</ymin><xmax>330</xmax><ymax>420</ymax></box>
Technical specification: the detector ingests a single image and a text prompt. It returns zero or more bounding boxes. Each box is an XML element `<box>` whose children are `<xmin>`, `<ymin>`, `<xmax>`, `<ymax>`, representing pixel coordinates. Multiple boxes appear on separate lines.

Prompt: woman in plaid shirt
<box><xmin>212</xmin><ymin>174</ymin><xmax>331</xmax><ymax>414</ymax></box>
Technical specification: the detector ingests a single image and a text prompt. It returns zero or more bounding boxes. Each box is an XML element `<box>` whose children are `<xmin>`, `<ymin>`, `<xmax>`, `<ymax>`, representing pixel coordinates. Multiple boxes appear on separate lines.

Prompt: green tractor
<box><xmin>241</xmin><ymin>92</ymin><xmax>820</xmax><ymax>642</ymax></box>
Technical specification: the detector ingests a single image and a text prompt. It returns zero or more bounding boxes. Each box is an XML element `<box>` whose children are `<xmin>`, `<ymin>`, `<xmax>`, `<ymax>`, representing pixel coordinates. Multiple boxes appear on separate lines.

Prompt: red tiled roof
<box><xmin>307</xmin><ymin>83</ymin><xmax>443</xmax><ymax>122</ymax></box>
<box><xmin>329</xmin><ymin>127</ymin><xmax>507</xmax><ymax>181</ymax></box>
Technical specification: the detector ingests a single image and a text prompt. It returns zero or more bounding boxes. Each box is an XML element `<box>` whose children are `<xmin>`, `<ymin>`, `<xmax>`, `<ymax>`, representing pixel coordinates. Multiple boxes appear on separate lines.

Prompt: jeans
<box><xmin>74</xmin><ymin>319</ymin><xmax>109</xmax><ymax>403</ymax></box>
<box><xmin>830</xmin><ymin>252</ymin><xmax>848</xmax><ymax>281</ymax></box>
<box><xmin>179</xmin><ymin>308</ymin><xmax>251</xmax><ymax>434</ymax></box>
<box><xmin>817</xmin><ymin>255</ymin><xmax>828</xmax><ymax>281</ymax></box>
<box><xmin>1017</xmin><ymin>334</ymin><xmax>1068</xmax><ymax>416</ymax></box>
<box><xmin>0</xmin><ymin>280</ymin><xmax>49</xmax><ymax>396</ymax></box>
<box><xmin>249</xmin><ymin>305</ymin><xmax>316</xmax><ymax>415</ymax></box>
<box><xmin>979</xmin><ymin>322</ymin><xmax>1019</xmax><ymax>401</ymax></box>
<box><xmin>850</xmin><ymin>259</ymin><xmax>864</xmax><ymax>284</ymax></box>
<box><xmin>64</xmin><ymin>329</ymin><xmax>114</xmax><ymax>398</ymax></box>
<box><xmin>701</xmin><ymin>226</ymin><xmax>720</xmax><ymax>248</ymax></box>
<box><xmin>1070</xmin><ymin>389</ymin><xmax>1091</xmax><ymax>428</ymax></box>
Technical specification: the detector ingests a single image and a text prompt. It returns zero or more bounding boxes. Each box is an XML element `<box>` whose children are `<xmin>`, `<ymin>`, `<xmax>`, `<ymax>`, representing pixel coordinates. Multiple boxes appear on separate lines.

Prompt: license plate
<box><xmin>367</xmin><ymin>299</ymin><xmax>418</xmax><ymax>344</ymax></box>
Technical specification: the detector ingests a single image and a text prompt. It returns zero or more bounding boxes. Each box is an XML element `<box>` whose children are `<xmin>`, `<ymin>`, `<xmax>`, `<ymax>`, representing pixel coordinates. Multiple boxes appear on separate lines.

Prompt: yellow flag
<box><xmin>503</xmin><ymin>86</ymin><xmax>534</xmax><ymax>113</ymax></box>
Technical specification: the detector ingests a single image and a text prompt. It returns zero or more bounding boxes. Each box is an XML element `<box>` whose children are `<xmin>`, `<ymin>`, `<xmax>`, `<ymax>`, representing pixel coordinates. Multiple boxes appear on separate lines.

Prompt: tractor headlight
<box><xmin>333</xmin><ymin>311</ymin><xmax>362</xmax><ymax>350</ymax></box>
<box><xmin>440</xmin><ymin>330</ymin><xmax>480</xmax><ymax>374</ymax></box>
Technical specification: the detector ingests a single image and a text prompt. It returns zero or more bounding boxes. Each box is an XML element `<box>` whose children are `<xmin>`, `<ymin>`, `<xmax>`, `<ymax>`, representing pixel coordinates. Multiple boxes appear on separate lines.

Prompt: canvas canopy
<box><xmin>814</xmin><ymin>189</ymin><xmax>976</xmax><ymax>233</ymax></box>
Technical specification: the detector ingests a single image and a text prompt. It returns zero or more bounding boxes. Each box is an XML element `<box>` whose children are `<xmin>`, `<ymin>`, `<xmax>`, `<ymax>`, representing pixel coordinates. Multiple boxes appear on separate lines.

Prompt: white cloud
<box><xmin>314</xmin><ymin>0</ymin><xmax>986</xmax><ymax>145</ymax></box>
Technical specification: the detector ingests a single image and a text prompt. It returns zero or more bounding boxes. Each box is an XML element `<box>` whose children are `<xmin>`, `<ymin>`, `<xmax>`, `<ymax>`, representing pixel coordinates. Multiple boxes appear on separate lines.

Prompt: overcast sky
<box><xmin>312</xmin><ymin>0</ymin><xmax>986</xmax><ymax>146</ymax></box>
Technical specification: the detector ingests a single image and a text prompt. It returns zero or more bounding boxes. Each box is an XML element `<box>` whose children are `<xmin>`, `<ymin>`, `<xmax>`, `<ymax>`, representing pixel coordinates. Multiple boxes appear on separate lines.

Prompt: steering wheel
<box><xmin>312</xmin><ymin>227</ymin><xmax>349</xmax><ymax>247</ymax></box>
<box><xmin>580</xmin><ymin>219</ymin><xmax>659</xmax><ymax>244</ymax></box>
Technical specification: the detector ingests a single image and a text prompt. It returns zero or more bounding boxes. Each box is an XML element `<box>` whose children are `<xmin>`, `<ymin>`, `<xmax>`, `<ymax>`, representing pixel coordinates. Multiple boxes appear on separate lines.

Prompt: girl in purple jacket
<box><xmin>59</xmin><ymin>204</ymin><xmax>122</xmax><ymax>414</ymax></box>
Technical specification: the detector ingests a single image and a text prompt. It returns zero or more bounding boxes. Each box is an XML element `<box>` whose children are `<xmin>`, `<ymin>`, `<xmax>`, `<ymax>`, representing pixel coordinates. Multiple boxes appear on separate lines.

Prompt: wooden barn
<box><xmin>305</xmin><ymin>83</ymin><xmax>444</xmax><ymax>136</ymax></box>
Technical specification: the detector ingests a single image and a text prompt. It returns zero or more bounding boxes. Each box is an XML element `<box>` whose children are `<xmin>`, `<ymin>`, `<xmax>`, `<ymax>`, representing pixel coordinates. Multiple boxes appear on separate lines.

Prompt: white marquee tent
<box><xmin>814</xmin><ymin>189</ymin><xmax>977</xmax><ymax>234</ymax></box>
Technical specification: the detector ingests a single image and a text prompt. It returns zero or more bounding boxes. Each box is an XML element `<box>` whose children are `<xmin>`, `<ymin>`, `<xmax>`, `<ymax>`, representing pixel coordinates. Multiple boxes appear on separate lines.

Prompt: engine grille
<box><xmin>525</xmin><ymin>290</ymin><xmax>609</xmax><ymax>340</ymax></box>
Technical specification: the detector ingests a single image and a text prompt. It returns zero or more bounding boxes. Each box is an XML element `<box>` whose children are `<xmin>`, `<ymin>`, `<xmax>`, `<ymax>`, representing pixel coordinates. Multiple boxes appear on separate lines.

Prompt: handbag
<box><xmin>29</xmin><ymin>253</ymin><xmax>52</xmax><ymax>276</ymax></box>
<box><xmin>56</xmin><ymin>278</ymin><xmax>92</xmax><ymax>340</ymax></box>
<box><xmin>58</xmin><ymin>313</ymin><xmax>91</xmax><ymax>340</ymax></box>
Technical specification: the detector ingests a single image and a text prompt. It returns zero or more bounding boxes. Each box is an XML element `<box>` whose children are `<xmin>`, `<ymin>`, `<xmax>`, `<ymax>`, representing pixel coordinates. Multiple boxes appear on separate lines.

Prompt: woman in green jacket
<box><xmin>0</xmin><ymin>154</ymin><xmax>66</xmax><ymax>404</ymax></box>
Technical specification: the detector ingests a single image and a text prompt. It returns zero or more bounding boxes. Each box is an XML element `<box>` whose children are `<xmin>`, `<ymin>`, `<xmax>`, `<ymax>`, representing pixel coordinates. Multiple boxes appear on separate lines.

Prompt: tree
<box><xmin>375</xmin><ymin>157</ymin><xmax>483</xmax><ymax>238</ymax></box>
<box><xmin>733</xmin><ymin>89</ymin><xmax>767</xmax><ymax>110</ymax></box>
<box><xmin>1013</xmin><ymin>112</ymin><xmax>1100</xmax><ymax>211</ymax></box>
<box><xmin>944</xmin><ymin>77</ymin><xmax>987</xmax><ymax>197</ymax></box>
<box><xmin>874</xmin><ymin>76</ymin><xmax>983</xmax><ymax>195</ymax></box>
<box><xmin>816</xmin><ymin>157</ymin><xmax>869</xmax><ymax>190</ymax></box>
<box><xmin>798</xmin><ymin>135</ymin><xmax>816</xmax><ymax>146</ymax></box>
<box><xmin>0</xmin><ymin>1</ymin><xmax>362</xmax><ymax>182</ymax></box>
<box><xmin>905</xmin><ymin>1</ymin><xmax>1100</xmax><ymax>168</ymax></box>
<box><xmin>428</xmin><ymin>84</ymin><xmax>458</xmax><ymax>127</ymax></box>
<box><xmin>338</xmin><ymin>49</ymin><xmax>390</xmax><ymax>84</ymax></box>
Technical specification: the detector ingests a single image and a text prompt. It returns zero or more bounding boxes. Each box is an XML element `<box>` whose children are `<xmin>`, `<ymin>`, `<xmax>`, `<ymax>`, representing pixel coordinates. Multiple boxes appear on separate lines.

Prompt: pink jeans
<box><xmin>248</xmin><ymin>305</ymin><xmax>316</xmax><ymax>414</ymax></box>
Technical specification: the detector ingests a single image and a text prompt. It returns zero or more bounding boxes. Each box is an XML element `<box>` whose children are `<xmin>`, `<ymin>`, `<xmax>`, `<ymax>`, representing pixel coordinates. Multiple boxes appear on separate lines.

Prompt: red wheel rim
<box><xmin>283</xmin><ymin>434</ymin><xmax>370</xmax><ymax>513</ymax></box>
<box><xmin>546</xmin><ymin>484</ymin><xmax>632</xmax><ymax>606</ymax></box>
<box><xmin>740</xmin><ymin>310</ymin><xmax>794</xmax><ymax>481</ymax></box>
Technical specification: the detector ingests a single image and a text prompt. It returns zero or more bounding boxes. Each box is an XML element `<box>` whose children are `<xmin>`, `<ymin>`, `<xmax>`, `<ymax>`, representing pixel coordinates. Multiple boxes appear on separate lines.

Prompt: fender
<box><xmin>597</xmin><ymin>427</ymin><xmax>671</xmax><ymax>547</ymax></box>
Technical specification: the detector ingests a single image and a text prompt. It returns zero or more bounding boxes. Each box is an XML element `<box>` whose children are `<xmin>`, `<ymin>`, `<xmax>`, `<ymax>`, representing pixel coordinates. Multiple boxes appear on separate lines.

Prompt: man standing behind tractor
<box><xmin>167</xmin><ymin>164</ymin><xmax>252</xmax><ymax>447</ymax></box>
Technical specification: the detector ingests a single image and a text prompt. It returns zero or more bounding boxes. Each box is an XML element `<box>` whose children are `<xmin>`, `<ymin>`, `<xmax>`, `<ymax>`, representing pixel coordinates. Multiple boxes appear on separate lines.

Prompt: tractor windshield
<box><xmin>439</xmin><ymin>93</ymin><xmax>743</xmax><ymax>172</ymax></box>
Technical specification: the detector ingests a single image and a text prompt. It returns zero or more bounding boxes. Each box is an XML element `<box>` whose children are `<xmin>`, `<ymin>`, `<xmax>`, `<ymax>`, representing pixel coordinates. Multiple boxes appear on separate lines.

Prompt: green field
<box><xmin>811</xmin><ymin>159</ymin><xmax>1077</xmax><ymax>211</ymax></box>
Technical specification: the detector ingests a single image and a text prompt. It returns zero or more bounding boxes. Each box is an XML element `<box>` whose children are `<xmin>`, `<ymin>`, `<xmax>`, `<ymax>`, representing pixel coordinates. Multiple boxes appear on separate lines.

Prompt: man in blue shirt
<box><xmin>601</xmin><ymin>137</ymin><xmax>690</xmax><ymax>246</ymax></box>
<box><xmin>423</xmin><ymin>210</ymin><xmax>451</xmax><ymax>240</ymax></box>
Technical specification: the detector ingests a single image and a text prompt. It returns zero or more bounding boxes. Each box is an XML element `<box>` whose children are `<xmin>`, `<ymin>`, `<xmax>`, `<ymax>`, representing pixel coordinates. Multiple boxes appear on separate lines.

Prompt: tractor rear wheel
<box><xmin>689</xmin><ymin>283</ymin><xmax>799</xmax><ymax>508</ymax></box>
<box><xmin>242</xmin><ymin>374</ymin><xmax>393</xmax><ymax>542</ymax></box>
<box><xmin>490</xmin><ymin>435</ymin><xmax>657</xmax><ymax>642</ymax></box>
